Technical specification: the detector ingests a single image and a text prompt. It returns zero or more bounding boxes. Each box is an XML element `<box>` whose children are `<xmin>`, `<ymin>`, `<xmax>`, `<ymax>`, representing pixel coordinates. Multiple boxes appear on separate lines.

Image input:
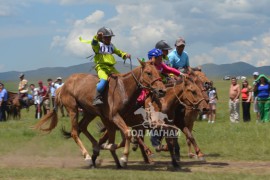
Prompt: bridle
<box><xmin>127</xmin><ymin>58</ymin><xmax>163</xmax><ymax>94</ymax></box>
<box><xmin>173</xmin><ymin>81</ymin><xmax>206</xmax><ymax>110</ymax></box>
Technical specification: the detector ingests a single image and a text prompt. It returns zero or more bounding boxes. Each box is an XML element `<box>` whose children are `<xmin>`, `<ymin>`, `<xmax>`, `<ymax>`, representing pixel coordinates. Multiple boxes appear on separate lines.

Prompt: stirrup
<box><xmin>92</xmin><ymin>98</ymin><xmax>103</xmax><ymax>106</ymax></box>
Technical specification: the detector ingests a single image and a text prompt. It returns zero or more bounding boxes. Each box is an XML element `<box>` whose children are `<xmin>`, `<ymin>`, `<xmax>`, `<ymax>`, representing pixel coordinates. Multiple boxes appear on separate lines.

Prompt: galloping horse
<box><xmin>173</xmin><ymin>70</ymin><xmax>210</xmax><ymax>159</ymax></box>
<box><xmin>64</xmin><ymin>76</ymin><xmax>208</xmax><ymax>168</ymax></box>
<box><xmin>34</xmin><ymin>60</ymin><xmax>166</xmax><ymax>168</ymax></box>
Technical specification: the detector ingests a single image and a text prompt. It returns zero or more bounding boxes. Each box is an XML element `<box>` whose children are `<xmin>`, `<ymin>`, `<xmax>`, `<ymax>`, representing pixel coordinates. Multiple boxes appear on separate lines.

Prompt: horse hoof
<box><xmin>188</xmin><ymin>153</ymin><xmax>197</xmax><ymax>159</ymax></box>
<box><xmin>84</xmin><ymin>156</ymin><xmax>93</xmax><ymax>167</ymax></box>
<box><xmin>198</xmin><ymin>156</ymin><xmax>206</xmax><ymax>161</ymax></box>
<box><xmin>120</xmin><ymin>157</ymin><xmax>128</xmax><ymax>168</ymax></box>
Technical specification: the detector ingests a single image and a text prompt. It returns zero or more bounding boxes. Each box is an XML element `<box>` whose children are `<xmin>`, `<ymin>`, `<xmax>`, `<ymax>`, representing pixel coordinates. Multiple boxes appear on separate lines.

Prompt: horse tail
<box><xmin>61</xmin><ymin>126</ymin><xmax>72</xmax><ymax>139</ymax></box>
<box><xmin>34</xmin><ymin>87</ymin><xmax>64</xmax><ymax>132</ymax></box>
<box><xmin>34</xmin><ymin>110</ymin><xmax>58</xmax><ymax>132</ymax></box>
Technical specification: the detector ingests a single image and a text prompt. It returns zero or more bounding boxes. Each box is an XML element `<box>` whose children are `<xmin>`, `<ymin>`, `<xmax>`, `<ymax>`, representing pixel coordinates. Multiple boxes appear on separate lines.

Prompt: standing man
<box><xmin>52</xmin><ymin>77</ymin><xmax>65</xmax><ymax>117</ymax></box>
<box><xmin>0</xmin><ymin>83</ymin><xmax>8</xmax><ymax>121</ymax></box>
<box><xmin>252</xmin><ymin>72</ymin><xmax>260</xmax><ymax>122</ymax></box>
<box><xmin>18</xmin><ymin>73</ymin><xmax>29</xmax><ymax>107</ymax></box>
<box><xmin>229</xmin><ymin>77</ymin><xmax>240</xmax><ymax>123</ymax></box>
<box><xmin>47</xmin><ymin>78</ymin><xmax>56</xmax><ymax>109</ymax></box>
<box><xmin>37</xmin><ymin>80</ymin><xmax>50</xmax><ymax>116</ymax></box>
<box><xmin>168</xmin><ymin>37</ymin><xmax>190</xmax><ymax>73</ymax></box>
<box><xmin>29</xmin><ymin>84</ymin><xmax>39</xmax><ymax>119</ymax></box>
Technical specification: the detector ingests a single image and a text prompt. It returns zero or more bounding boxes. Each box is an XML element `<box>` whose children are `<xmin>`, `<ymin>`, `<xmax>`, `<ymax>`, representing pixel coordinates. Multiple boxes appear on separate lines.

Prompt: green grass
<box><xmin>1</xmin><ymin>78</ymin><xmax>270</xmax><ymax>179</ymax></box>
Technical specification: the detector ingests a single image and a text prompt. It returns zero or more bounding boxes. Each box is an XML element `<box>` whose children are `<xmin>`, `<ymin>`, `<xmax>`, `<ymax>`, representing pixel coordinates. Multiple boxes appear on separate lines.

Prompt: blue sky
<box><xmin>1</xmin><ymin>0</ymin><xmax>270</xmax><ymax>73</ymax></box>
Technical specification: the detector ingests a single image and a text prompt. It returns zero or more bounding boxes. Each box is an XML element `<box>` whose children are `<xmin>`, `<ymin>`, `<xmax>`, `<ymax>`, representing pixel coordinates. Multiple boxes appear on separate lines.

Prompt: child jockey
<box><xmin>80</xmin><ymin>27</ymin><xmax>131</xmax><ymax>105</ymax></box>
<box><xmin>155</xmin><ymin>40</ymin><xmax>172</xmax><ymax>67</ymax></box>
<box><xmin>136</xmin><ymin>48</ymin><xmax>184</xmax><ymax>105</ymax></box>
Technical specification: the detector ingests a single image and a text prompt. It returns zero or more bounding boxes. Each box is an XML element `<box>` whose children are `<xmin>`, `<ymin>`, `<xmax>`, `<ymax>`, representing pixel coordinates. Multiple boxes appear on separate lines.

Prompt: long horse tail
<box><xmin>34</xmin><ymin>110</ymin><xmax>58</xmax><ymax>132</ymax></box>
<box><xmin>34</xmin><ymin>87</ymin><xmax>64</xmax><ymax>132</ymax></box>
<box><xmin>61</xmin><ymin>126</ymin><xmax>72</xmax><ymax>139</ymax></box>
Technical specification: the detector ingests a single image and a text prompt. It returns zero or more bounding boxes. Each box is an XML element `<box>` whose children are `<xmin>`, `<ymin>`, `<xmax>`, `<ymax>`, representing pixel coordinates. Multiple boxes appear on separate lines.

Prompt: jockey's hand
<box><xmin>180</xmin><ymin>73</ymin><xmax>188</xmax><ymax>79</ymax></box>
<box><xmin>97</xmin><ymin>32</ymin><xmax>103</xmax><ymax>41</ymax></box>
<box><xmin>125</xmin><ymin>54</ymin><xmax>131</xmax><ymax>59</ymax></box>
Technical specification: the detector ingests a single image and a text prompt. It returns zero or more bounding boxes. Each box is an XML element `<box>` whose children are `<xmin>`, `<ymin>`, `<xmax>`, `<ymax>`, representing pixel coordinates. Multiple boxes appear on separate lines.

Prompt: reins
<box><xmin>173</xmin><ymin>81</ymin><xmax>205</xmax><ymax>110</ymax></box>
<box><xmin>127</xmin><ymin>58</ymin><xmax>162</xmax><ymax>92</ymax></box>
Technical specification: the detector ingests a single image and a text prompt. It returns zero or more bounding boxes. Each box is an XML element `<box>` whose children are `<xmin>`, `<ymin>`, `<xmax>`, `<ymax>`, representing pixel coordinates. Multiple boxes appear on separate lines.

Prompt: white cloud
<box><xmin>0</xmin><ymin>5</ymin><xmax>12</xmax><ymax>16</ymax></box>
<box><xmin>1</xmin><ymin>0</ymin><xmax>263</xmax><ymax>69</ymax></box>
<box><xmin>73</xmin><ymin>10</ymin><xmax>104</xmax><ymax>27</ymax></box>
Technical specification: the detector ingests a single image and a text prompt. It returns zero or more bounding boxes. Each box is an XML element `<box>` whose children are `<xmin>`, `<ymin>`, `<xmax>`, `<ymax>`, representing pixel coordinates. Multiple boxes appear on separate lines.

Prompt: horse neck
<box><xmin>120</xmin><ymin>67</ymin><xmax>142</xmax><ymax>98</ymax></box>
<box><xmin>160</xmin><ymin>83</ymin><xmax>184</xmax><ymax>111</ymax></box>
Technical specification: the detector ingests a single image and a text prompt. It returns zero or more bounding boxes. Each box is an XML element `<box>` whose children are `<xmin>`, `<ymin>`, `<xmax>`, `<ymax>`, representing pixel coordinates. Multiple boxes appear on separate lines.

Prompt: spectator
<box><xmin>241</xmin><ymin>80</ymin><xmax>252</xmax><ymax>122</ymax></box>
<box><xmin>53</xmin><ymin>77</ymin><xmax>64</xmax><ymax>89</ymax></box>
<box><xmin>229</xmin><ymin>77</ymin><xmax>240</xmax><ymax>123</ymax></box>
<box><xmin>52</xmin><ymin>77</ymin><xmax>66</xmax><ymax>117</ymax></box>
<box><xmin>37</xmin><ymin>80</ymin><xmax>50</xmax><ymax>116</ymax></box>
<box><xmin>252</xmin><ymin>72</ymin><xmax>260</xmax><ymax>122</ymax></box>
<box><xmin>30</xmin><ymin>84</ymin><xmax>39</xmax><ymax>119</ymax></box>
<box><xmin>47</xmin><ymin>78</ymin><xmax>56</xmax><ymax>109</ymax></box>
<box><xmin>18</xmin><ymin>73</ymin><xmax>29</xmax><ymax>107</ymax></box>
<box><xmin>0</xmin><ymin>83</ymin><xmax>8</xmax><ymax>121</ymax></box>
<box><xmin>253</xmin><ymin>74</ymin><xmax>270</xmax><ymax>122</ymax></box>
<box><xmin>208</xmin><ymin>81</ymin><xmax>217</xmax><ymax>123</ymax></box>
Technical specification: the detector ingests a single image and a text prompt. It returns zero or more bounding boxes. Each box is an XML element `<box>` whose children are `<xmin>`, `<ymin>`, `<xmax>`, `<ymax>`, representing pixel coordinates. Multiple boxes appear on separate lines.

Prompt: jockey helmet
<box><xmin>155</xmin><ymin>40</ymin><xmax>172</xmax><ymax>50</ymax></box>
<box><xmin>147</xmin><ymin>48</ymin><xmax>163</xmax><ymax>59</ymax></box>
<box><xmin>97</xmin><ymin>27</ymin><xmax>115</xmax><ymax>37</ymax></box>
<box><xmin>38</xmin><ymin>80</ymin><xmax>43</xmax><ymax>84</ymax></box>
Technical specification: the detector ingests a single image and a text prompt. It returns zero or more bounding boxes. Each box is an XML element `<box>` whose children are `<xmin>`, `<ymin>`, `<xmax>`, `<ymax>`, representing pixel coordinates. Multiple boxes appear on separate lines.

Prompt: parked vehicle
<box><xmin>223</xmin><ymin>75</ymin><xmax>231</xmax><ymax>80</ymax></box>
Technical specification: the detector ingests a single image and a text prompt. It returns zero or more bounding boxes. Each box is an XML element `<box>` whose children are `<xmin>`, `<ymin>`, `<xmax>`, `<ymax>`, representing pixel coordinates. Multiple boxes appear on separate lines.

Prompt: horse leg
<box><xmin>78</xmin><ymin>113</ymin><xmax>99</xmax><ymax>166</ymax></box>
<box><xmin>106</xmin><ymin>127</ymin><xmax>122</xmax><ymax>169</ymax></box>
<box><xmin>174</xmin><ymin>137</ymin><xmax>180</xmax><ymax>161</ymax></box>
<box><xmin>136</xmin><ymin>132</ymin><xmax>153</xmax><ymax>164</ymax></box>
<box><xmin>188</xmin><ymin>122</ymin><xmax>205</xmax><ymax>159</ymax></box>
<box><xmin>165</xmin><ymin>136</ymin><xmax>179</xmax><ymax>168</ymax></box>
<box><xmin>112</xmin><ymin>113</ymin><xmax>131</xmax><ymax>167</ymax></box>
<box><xmin>65</xmin><ymin>106</ymin><xmax>91</xmax><ymax>161</ymax></box>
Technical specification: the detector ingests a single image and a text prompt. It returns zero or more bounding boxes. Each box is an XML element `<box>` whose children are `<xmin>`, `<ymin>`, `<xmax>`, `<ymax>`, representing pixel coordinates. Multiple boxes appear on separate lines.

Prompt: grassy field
<box><xmin>1</xmin><ymin>78</ymin><xmax>270</xmax><ymax>179</ymax></box>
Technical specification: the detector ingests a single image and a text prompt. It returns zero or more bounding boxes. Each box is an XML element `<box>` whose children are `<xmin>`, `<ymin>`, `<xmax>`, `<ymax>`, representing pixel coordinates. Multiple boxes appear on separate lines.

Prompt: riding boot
<box><xmin>92</xmin><ymin>91</ymin><xmax>103</xmax><ymax>106</ymax></box>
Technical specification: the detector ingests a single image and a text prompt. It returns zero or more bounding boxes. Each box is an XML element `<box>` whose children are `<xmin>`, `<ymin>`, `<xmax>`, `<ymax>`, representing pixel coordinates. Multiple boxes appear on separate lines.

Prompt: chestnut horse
<box><xmin>62</xmin><ymin>76</ymin><xmax>209</xmax><ymax>168</ymax></box>
<box><xmin>172</xmin><ymin>70</ymin><xmax>210</xmax><ymax>159</ymax></box>
<box><xmin>34</xmin><ymin>60</ymin><xmax>166</xmax><ymax>168</ymax></box>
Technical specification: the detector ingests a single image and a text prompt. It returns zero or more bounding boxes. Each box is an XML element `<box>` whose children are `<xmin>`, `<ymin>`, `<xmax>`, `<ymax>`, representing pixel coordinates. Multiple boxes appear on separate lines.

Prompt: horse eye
<box><xmin>146</xmin><ymin>72</ymin><xmax>152</xmax><ymax>76</ymax></box>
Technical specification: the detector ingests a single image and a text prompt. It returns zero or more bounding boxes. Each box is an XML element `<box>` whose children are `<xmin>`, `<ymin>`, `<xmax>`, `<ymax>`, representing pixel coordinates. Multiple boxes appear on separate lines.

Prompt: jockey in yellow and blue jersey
<box><xmin>80</xmin><ymin>27</ymin><xmax>131</xmax><ymax>105</ymax></box>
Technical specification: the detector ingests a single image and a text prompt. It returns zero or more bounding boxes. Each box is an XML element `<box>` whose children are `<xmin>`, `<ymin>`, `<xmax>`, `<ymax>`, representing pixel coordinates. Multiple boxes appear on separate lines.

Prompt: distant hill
<box><xmin>201</xmin><ymin>61</ymin><xmax>270</xmax><ymax>78</ymax></box>
<box><xmin>1</xmin><ymin>61</ymin><xmax>269</xmax><ymax>82</ymax></box>
<box><xmin>0</xmin><ymin>61</ymin><xmax>133</xmax><ymax>82</ymax></box>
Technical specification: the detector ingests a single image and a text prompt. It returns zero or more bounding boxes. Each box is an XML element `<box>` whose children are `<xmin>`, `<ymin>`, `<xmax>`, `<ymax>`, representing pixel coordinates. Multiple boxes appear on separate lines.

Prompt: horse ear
<box><xmin>137</xmin><ymin>58</ymin><xmax>146</xmax><ymax>68</ymax></box>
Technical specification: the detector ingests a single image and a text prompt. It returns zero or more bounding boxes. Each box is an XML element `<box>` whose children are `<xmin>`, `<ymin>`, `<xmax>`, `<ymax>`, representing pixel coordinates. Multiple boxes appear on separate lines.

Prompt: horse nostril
<box><xmin>158</xmin><ymin>89</ymin><xmax>166</xmax><ymax>97</ymax></box>
<box><xmin>203</xmin><ymin>108</ymin><xmax>209</xmax><ymax>112</ymax></box>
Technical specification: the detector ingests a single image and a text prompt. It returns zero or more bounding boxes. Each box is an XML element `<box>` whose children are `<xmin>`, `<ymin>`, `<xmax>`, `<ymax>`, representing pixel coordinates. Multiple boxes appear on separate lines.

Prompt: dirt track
<box><xmin>1</xmin><ymin>153</ymin><xmax>270</xmax><ymax>174</ymax></box>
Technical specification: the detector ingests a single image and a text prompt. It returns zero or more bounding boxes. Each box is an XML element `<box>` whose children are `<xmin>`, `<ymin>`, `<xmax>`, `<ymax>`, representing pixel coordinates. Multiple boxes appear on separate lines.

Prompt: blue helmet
<box><xmin>147</xmin><ymin>48</ymin><xmax>163</xmax><ymax>59</ymax></box>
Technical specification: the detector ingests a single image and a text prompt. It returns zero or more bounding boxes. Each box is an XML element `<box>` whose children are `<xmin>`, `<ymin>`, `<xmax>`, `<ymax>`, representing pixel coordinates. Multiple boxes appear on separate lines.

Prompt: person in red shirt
<box><xmin>37</xmin><ymin>80</ymin><xmax>50</xmax><ymax>116</ymax></box>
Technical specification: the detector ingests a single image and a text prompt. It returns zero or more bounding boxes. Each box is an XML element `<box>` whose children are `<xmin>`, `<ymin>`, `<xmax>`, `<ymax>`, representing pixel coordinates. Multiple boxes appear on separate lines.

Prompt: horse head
<box><xmin>189</xmin><ymin>70</ymin><xmax>210</xmax><ymax>102</ymax></box>
<box><xmin>176</xmin><ymin>77</ymin><xmax>209</xmax><ymax>114</ymax></box>
<box><xmin>137</xmin><ymin>59</ymin><xmax>166</xmax><ymax>97</ymax></box>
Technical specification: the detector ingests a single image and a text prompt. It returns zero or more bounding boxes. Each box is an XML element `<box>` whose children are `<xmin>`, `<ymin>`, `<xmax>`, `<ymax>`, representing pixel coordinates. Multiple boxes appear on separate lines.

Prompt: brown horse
<box><xmin>172</xmin><ymin>70</ymin><xmax>210</xmax><ymax>159</ymax></box>
<box><xmin>34</xmin><ymin>60</ymin><xmax>166</xmax><ymax>168</ymax></box>
<box><xmin>66</xmin><ymin>76</ymin><xmax>208</xmax><ymax>168</ymax></box>
<box><xmin>7</xmin><ymin>91</ymin><xmax>34</xmax><ymax>119</ymax></box>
